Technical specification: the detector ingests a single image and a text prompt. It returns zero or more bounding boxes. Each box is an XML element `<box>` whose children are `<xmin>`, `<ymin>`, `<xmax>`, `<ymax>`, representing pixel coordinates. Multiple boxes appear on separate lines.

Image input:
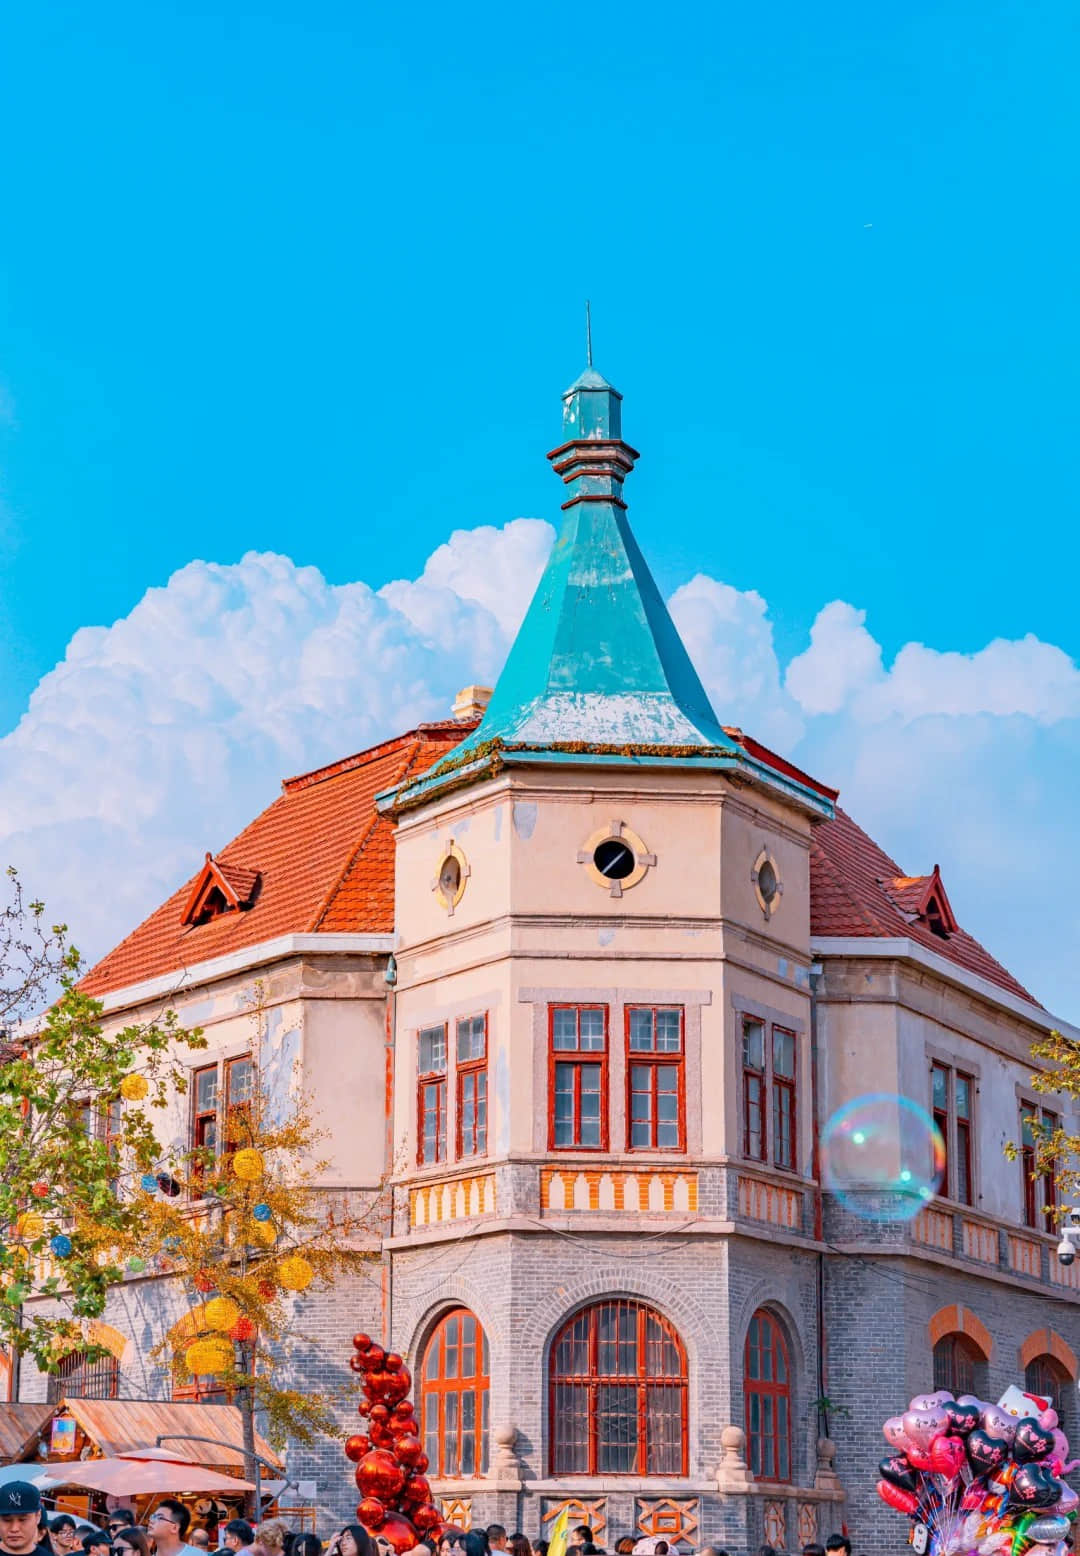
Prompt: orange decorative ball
<box><xmin>355</xmin><ymin>1449</ymin><xmax>405</xmax><ymax>1502</ymax></box>
<box><xmin>413</xmin><ymin>1506</ymin><xmax>441</xmax><ymax>1534</ymax></box>
<box><xmin>356</xmin><ymin>1498</ymin><xmax>387</xmax><ymax>1531</ymax></box>
<box><xmin>344</xmin><ymin>1434</ymin><xmax>370</xmax><ymax>1463</ymax></box>
<box><xmin>395</xmin><ymin>1435</ymin><xmax>423</xmax><ymax>1468</ymax></box>
<box><xmin>353</xmin><ymin>1333</ymin><xmax>373</xmax><ymax>1352</ymax></box>
<box><xmin>376</xmin><ymin>1514</ymin><xmax>419</xmax><ymax>1556</ymax></box>
<box><xmin>384</xmin><ymin>1352</ymin><xmax>404</xmax><ymax>1373</ymax></box>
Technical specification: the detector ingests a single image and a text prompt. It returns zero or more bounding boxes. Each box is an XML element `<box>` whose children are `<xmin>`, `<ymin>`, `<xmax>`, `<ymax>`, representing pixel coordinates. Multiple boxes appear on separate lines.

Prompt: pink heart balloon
<box><xmin>929</xmin><ymin>1432</ymin><xmax>966</xmax><ymax>1480</ymax></box>
<box><xmin>884</xmin><ymin>1416</ymin><xmax>915</xmax><ymax>1452</ymax></box>
<box><xmin>904</xmin><ymin>1405</ymin><xmax>951</xmax><ymax>1451</ymax></box>
<box><xmin>911</xmin><ymin>1390</ymin><xmax>956</xmax><ymax>1410</ymax></box>
<box><xmin>980</xmin><ymin>1406</ymin><xmax>1018</xmax><ymax>1443</ymax></box>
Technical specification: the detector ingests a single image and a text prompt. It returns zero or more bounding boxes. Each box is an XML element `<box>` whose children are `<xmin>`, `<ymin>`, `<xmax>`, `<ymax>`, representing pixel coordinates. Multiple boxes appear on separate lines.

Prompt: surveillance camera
<box><xmin>1058</xmin><ymin>1238</ymin><xmax>1076</xmax><ymax>1266</ymax></box>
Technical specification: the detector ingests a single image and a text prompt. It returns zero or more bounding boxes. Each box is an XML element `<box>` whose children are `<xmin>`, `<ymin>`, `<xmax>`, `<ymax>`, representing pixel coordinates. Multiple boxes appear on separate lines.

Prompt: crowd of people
<box><xmin>0</xmin><ymin>1482</ymin><xmax>858</xmax><ymax>1556</ymax></box>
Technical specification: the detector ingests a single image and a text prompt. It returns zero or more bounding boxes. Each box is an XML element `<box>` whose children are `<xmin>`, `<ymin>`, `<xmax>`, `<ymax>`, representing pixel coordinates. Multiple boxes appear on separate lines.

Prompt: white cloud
<box><xmin>1</xmin><ymin>522</ymin><xmax>1078</xmax><ymax>1018</ymax></box>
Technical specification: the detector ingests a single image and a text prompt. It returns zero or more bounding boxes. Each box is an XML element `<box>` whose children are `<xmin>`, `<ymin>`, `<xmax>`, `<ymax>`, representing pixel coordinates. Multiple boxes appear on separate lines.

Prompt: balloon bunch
<box><xmin>878</xmin><ymin>1390</ymin><xmax>1080</xmax><ymax>1556</ymax></box>
<box><xmin>343</xmin><ymin>1332</ymin><xmax>444</xmax><ymax>1555</ymax></box>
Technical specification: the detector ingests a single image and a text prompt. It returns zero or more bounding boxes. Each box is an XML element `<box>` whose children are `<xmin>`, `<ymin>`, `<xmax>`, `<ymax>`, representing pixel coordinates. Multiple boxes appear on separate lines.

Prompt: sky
<box><xmin>1</xmin><ymin>1</ymin><xmax>1078</xmax><ymax>1012</ymax></box>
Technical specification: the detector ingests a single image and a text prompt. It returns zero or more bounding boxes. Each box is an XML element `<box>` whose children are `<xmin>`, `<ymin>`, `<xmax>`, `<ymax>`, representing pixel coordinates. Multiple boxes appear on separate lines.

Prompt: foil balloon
<box><xmin>1015</xmin><ymin>1420</ymin><xmax>1057</xmax><ymax>1465</ymax></box>
<box><xmin>968</xmin><ymin>1430</ymin><xmax>1011</xmax><ymax>1477</ymax></box>
<box><xmin>880</xmin><ymin>1454</ymin><xmax>919</xmax><ymax>1494</ymax></box>
<box><xmin>1039</xmin><ymin>1411</ymin><xmax>1060</xmax><ymax>1431</ymax></box>
<box><xmin>982</xmin><ymin>1406</ymin><xmax>1019</xmax><ymax>1443</ymax></box>
<box><xmin>1053</xmin><ymin>1484</ymin><xmax>1079</xmax><ymax>1517</ymax></box>
<box><xmin>1026</xmin><ymin>1519</ymin><xmax>1070</xmax><ymax>1544</ymax></box>
<box><xmin>878</xmin><ymin>1479</ymin><xmax>920</xmax><ymax>1515</ymax></box>
<box><xmin>1012</xmin><ymin>1465</ymin><xmax>1063</xmax><ymax>1508</ymax></box>
<box><xmin>930</xmin><ymin>1433</ymin><xmax>967</xmax><ymax>1480</ymax></box>
<box><xmin>946</xmin><ymin>1401</ymin><xmax>983</xmax><ymax>1436</ymax></box>
<box><xmin>884</xmin><ymin>1416</ymin><xmax>916</xmax><ymax>1452</ymax></box>
<box><xmin>905</xmin><ymin>1406</ymin><xmax>951</xmax><ymax>1450</ymax></box>
<box><xmin>912</xmin><ymin>1391</ymin><xmax>956</xmax><ymax>1410</ymax></box>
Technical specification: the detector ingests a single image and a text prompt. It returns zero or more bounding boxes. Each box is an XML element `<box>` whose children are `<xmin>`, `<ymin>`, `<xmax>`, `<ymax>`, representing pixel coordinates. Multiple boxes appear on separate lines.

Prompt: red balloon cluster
<box><xmin>345</xmin><ymin>1332</ymin><xmax>443</xmax><ymax>1552</ymax></box>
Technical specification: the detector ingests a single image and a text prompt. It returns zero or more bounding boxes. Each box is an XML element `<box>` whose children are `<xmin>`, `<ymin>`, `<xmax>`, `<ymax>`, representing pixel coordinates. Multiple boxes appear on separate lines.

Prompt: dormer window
<box><xmin>881</xmin><ymin>865</ymin><xmax>958</xmax><ymax>942</ymax></box>
<box><xmin>181</xmin><ymin>853</ymin><xmax>261</xmax><ymax>928</ymax></box>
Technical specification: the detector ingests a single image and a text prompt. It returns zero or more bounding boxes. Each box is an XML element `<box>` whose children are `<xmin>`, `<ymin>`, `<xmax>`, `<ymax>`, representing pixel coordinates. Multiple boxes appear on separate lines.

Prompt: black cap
<box><xmin>0</xmin><ymin>1483</ymin><xmax>42</xmax><ymax>1515</ymax></box>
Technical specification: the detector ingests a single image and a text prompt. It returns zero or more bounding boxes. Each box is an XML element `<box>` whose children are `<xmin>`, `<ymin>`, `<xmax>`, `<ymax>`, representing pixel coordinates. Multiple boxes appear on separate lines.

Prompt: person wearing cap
<box><xmin>0</xmin><ymin>1481</ymin><xmax>52</xmax><ymax>1556</ymax></box>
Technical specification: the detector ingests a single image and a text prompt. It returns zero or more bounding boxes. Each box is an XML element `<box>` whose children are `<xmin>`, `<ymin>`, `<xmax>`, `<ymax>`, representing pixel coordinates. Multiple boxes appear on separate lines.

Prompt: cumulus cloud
<box><xmin>1</xmin><ymin>520</ymin><xmax>1078</xmax><ymax>1016</ymax></box>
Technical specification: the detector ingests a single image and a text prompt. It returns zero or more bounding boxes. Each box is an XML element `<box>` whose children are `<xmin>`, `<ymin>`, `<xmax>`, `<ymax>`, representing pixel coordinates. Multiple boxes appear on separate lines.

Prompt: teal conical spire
<box><xmin>443</xmin><ymin>357</ymin><xmax>741</xmax><ymax>755</ymax></box>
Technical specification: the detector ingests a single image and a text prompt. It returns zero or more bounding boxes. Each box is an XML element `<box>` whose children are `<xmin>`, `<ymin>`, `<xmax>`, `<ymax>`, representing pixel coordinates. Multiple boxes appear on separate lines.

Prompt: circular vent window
<box><xmin>593</xmin><ymin>838</ymin><xmax>636</xmax><ymax>881</ymax></box>
<box><xmin>752</xmin><ymin>848</ymin><xmax>782</xmax><ymax>919</ymax></box>
<box><xmin>433</xmin><ymin>841</ymin><xmax>469</xmax><ymax>914</ymax></box>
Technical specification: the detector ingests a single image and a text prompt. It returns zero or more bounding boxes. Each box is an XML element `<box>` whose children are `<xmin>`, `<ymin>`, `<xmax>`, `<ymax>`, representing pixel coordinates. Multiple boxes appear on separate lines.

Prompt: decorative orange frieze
<box><xmin>1008</xmin><ymin>1234</ymin><xmax>1042</xmax><ymax>1279</ymax></box>
<box><xmin>911</xmin><ymin>1206</ymin><xmax>952</xmax><ymax>1251</ymax></box>
<box><xmin>540</xmin><ymin>1167</ymin><xmax>698</xmax><ymax>1214</ymax></box>
<box><xmin>737</xmin><ymin>1175</ymin><xmax>801</xmax><ymax>1229</ymax></box>
<box><xmin>410</xmin><ymin>1172</ymin><xmax>496</xmax><ymax>1228</ymax></box>
<box><xmin>961</xmin><ymin>1219</ymin><xmax>999</xmax><ymax>1264</ymax></box>
<box><xmin>438</xmin><ymin>1498</ymin><xmax>472</xmax><ymax>1530</ymax></box>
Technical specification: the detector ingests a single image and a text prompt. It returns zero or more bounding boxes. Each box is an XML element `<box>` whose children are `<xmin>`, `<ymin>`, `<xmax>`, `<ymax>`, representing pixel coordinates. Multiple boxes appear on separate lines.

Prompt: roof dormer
<box><xmin>180</xmin><ymin>853</ymin><xmax>261</xmax><ymax>928</ymax></box>
<box><xmin>881</xmin><ymin>864</ymin><xmax>958</xmax><ymax>940</ymax></box>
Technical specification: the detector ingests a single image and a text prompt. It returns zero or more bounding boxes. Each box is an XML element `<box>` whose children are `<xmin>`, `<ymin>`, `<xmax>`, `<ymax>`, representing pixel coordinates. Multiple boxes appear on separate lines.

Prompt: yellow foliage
<box><xmin>15</xmin><ymin>1212</ymin><xmax>44</xmax><ymax>1240</ymax></box>
<box><xmin>119</xmin><ymin>1073</ymin><xmax>149</xmax><ymax>1101</ymax></box>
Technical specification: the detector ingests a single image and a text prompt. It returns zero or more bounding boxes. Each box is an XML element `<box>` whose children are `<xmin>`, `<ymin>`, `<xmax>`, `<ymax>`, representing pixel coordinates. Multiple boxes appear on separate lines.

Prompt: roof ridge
<box><xmin>282</xmin><ymin>729</ymin><xmax>426</xmax><ymax>793</ymax></box>
<box><xmin>308</xmin><ymin>736</ymin><xmax>429</xmax><ymax>931</ymax></box>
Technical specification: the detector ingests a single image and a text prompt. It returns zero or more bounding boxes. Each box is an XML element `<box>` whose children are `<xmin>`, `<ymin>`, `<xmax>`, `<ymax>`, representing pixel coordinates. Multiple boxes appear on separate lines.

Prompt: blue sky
<box><xmin>1</xmin><ymin>2</ymin><xmax>1079</xmax><ymax>1011</ymax></box>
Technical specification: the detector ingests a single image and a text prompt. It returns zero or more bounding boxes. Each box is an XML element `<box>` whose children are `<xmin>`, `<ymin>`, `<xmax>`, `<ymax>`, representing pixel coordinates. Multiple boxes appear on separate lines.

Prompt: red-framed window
<box><xmin>223</xmin><ymin>1054</ymin><xmax>254</xmax><ymax>1154</ymax></box>
<box><xmin>550</xmin><ymin>1299</ymin><xmax>687</xmax><ymax>1475</ymax></box>
<box><xmin>420</xmin><ymin>1308</ymin><xmax>490</xmax><ymax>1477</ymax></box>
<box><xmin>192</xmin><ymin>1064</ymin><xmax>219</xmax><ymax>1172</ymax></box>
<box><xmin>745</xmin><ymin>1310</ymin><xmax>791</xmax><ymax>1482</ymax></box>
<box><xmin>626</xmin><ymin>1007</ymin><xmax>684</xmax><ymax>1151</ymax></box>
<box><xmin>418</xmin><ymin>1025</ymin><xmax>448</xmax><ymax>1166</ymax></box>
<box><xmin>741</xmin><ymin>1017</ymin><xmax>798</xmax><ymax>1170</ymax></box>
<box><xmin>549</xmin><ymin>1005</ymin><xmax>608</xmax><ymax>1151</ymax></box>
<box><xmin>932</xmin><ymin>1063</ymin><xmax>975</xmax><ymax>1206</ymax></box>
<box><xmin>933</xmin><ymin>1333</ymin><xmax>981</xmax><ymax>1397</ymax></box>
<box><xmin>772</xmin><ymin>1028</ymin><xmax>796</xmax><ymax>1171</ymax></box>
<box><xmin>456</xmin><ymin>1015</ymin><xmax>488</xmax><ymax>1159</ymax></box>
<box><xmin>1020</xmin><ymin>1104</ymin><xmax>1059</xmax><ymax>1228</ymax></box>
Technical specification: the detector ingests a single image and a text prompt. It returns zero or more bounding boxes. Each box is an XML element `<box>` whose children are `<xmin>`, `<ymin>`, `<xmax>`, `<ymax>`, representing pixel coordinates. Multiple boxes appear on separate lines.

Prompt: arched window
<box><xmin>420</xmin><ymin>1308</ymin><xmax>490</xmax><ymax>1478</ymax></box>
<box><xmin>550</xmin><ymin>1299</ymin><xmax>688</xmax><ymax>1475</ymax></box>
<box><xmin>1026</xmin><ymin>1355</ymin><xmax>1069</xmax><ymax>1419</ymax></box>
<box><xmin>933</xmin><ymin>1333</ymin><xmax>983</xmax><ymax>1398</ymax></box>
<box><xmin>745</xmin><ymin>1310</ymin><xmax>791</xmax><ymax>1481</ymax></box>
<box><xmin>47</xmin><ymin>1349</ymin><xmax>119</xmax><ymax>1403</ymax></box>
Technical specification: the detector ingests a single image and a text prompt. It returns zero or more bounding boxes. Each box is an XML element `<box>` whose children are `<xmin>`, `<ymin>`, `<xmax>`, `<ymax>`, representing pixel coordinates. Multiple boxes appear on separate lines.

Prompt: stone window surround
<box><xmin>925</xmin><ymin>1043</ymin><xmax>981</xmax><ymax>1210</ymax></box>
<box><xmin>405</xmin><ymin>989</ymin><xmax>505</xmax><ymax>1170</ymax></box>
<box><xmin>730</xmin><ymin>993</ymin><xmax>808</xmax><ymax>1172</ymax></box>
<box><xmin>520</xmin><ymin>986</ymin><xmax>711</xmax><ymax>1157</ymax></box>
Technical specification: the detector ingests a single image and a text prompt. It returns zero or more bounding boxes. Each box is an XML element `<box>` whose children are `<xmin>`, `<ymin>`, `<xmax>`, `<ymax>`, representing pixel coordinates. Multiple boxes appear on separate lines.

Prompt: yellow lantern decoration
<box><xmin>15</xmin><ymin>1212</ymin><xmax>44</xmax><ymax>1241</ymax></box>
<box><xmin>277</xmin><ymin>1255</ymin><xmax>314</xmax><ymax>1292</ymax></box>
<box><xmin>231</xmin><ymin>1148</ymin><xmax>264</xmax><ymax>1183</ymax></box>
<box><xmin>119</xmin><ymin>1074</ymin><xmax>149</xmax><ymax>1101</ymax></box>
<box><xmin>204</xmin><ymin>1296</ymin><xmax>241</xmax><ymax>1332</ymax></box>
<box><xmin>252</xmin><ymin>1222</ymin><xmax>276</xmax><ymax>1246</ymax></box>
<box><xmin>185</xmin><ymin>1336</ymin><xmax>234</xmax><ymax>1376</ymax></box>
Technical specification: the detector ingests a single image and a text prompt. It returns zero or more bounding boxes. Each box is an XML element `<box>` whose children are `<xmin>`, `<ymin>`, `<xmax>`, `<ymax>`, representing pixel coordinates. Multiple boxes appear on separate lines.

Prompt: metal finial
<box><xmin>585</xmin><ymin>300</ymin><xmax>593</xmax><ymax>368</ymax></box>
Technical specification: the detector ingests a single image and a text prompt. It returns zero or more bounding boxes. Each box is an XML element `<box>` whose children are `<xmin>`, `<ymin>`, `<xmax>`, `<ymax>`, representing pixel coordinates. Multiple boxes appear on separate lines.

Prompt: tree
<box><xmin>1007</xmin><ymin>1026</ymin><xmax>1075</xmax><ymax>1207</ymax></box>
<box><xmin>0</xmin><ymin>868</ymin><xmax>205</xmax><ymax>1369</ymax></box>
<box><xmin>134</xmin><ymin>988</ymin><xmax>383</xmax><ymax>1505</ymax></box>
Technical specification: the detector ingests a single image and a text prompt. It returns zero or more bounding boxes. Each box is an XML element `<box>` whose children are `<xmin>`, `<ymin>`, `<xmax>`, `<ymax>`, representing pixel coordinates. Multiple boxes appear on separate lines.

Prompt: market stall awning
<box><xmin>0</xmin><ymin>1400</ymin><xmax>282</xmax><ymax>1472</ymax></box>
<box><xmin>0</xmin><ymin>1404</ymin><xmax>54</xmax><ymax>1464</ymax></box>
<box><xmin>58</xmin><ymin>1400</ymin><xmax>282</xmax><ymax>1471</ymax></box>
<box><xmin>41</xmin><ymin>1456</ymin><xmax>255</xmax><ymax>1495</ymax></box>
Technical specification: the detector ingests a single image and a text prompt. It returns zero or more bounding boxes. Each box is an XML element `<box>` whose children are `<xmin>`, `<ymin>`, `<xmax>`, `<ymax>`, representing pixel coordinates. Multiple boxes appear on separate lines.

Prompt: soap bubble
<box><xmin>822</xmin><ymin>1093</ymin><xmax>945</xmax><ymax>1221</ymax></box>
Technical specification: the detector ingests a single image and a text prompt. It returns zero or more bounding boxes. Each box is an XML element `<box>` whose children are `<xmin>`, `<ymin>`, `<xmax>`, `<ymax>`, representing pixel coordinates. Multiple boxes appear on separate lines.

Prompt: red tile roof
<box><xmin>81</xmin><ymin>722</ymin><xmax>472</xmax><ymax>998</ymax></box>
<box><xmin>82</xmin><ymin>717</ymin><xmax>1038</xmax><ymax>1014</ymax></box>
<box><xmin>810</xmin><ymin>806</ymin><xmax>1037</xmax><ymax>1005</ymax></box>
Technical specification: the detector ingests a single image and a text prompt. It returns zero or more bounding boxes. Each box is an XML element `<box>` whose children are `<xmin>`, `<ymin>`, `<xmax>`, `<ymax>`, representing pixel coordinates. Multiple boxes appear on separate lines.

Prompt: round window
<box><xmin>593</xmin><ymin>838</ymin><xmax>636</xmax><ymax>881</ymax></box>
<box><xmin>438</xmin><ymin>856</ymin><xmax>461</xmax><ymax>897</ymax></box>
<box><xmin>757</xmin><ymin>859</ymin><xmax>778</xmax><ymax>905</ymax></box>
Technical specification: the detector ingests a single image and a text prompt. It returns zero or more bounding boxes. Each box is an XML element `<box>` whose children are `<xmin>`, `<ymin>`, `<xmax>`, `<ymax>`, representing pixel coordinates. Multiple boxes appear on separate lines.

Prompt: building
<box><xmin>20</xmin><ymin>358</ymin><xmax>1079</xmax><ymax>1550</ymax></box>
